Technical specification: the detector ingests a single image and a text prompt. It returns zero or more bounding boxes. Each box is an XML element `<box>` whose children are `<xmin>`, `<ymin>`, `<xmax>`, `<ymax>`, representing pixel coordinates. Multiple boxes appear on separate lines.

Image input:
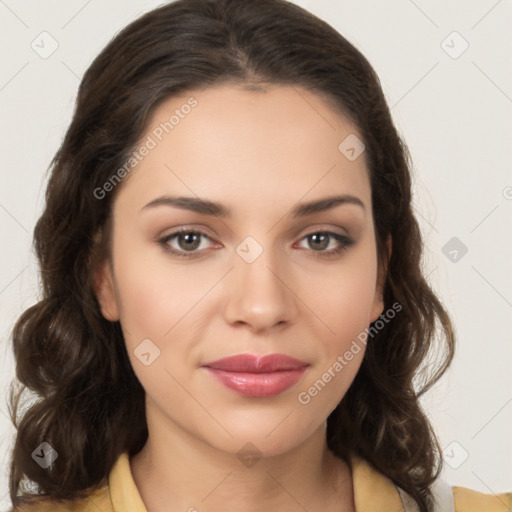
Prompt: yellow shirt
<box><xmin>13</xmin><ymin>451</ymin><xmax>512</xmax><ymax>511</ymax></box>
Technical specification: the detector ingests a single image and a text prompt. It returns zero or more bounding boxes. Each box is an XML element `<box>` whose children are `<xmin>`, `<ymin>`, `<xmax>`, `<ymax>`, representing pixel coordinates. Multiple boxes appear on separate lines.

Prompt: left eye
<box><xmin>295</xmin><ymin>231</ymin><xmax>354</xmax><ymax>256</ymax></box>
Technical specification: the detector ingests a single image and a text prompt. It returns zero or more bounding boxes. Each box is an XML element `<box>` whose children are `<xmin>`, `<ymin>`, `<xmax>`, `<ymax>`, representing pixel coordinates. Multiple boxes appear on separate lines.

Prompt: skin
<box><xmin>94</xmin><ymin>83</ymin><xmax>390</xmax><ymax>512</ymax></box>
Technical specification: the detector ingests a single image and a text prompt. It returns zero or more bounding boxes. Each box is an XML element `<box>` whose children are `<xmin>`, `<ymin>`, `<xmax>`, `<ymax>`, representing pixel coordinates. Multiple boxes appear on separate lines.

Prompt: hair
<box><xmin>7</xmin><ymin>0</ymin><xmax>455</xmax><ymax>510</ymax></box>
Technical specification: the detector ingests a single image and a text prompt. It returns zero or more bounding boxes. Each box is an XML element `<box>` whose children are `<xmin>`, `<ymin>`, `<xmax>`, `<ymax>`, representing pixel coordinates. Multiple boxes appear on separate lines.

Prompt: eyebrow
<box><xmin>140</xmin><ymin>194</ymin><xmax>365</xmax><ymax>217</ymax></box>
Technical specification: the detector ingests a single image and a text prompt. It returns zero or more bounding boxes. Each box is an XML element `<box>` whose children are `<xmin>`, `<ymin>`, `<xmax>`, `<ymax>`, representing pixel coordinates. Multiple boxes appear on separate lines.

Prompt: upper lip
<box><xmin>201</xmin><ymin>354</ymin><xmax>309</xmax><ymax>373</ymax></box>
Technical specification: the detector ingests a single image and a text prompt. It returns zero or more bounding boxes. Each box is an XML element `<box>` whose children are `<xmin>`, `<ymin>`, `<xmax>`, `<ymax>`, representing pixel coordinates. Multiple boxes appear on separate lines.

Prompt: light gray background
<box><xmin>0</xmin><ymin>0</ymin><xmax>511</xmax><ymax>508</ymax></box>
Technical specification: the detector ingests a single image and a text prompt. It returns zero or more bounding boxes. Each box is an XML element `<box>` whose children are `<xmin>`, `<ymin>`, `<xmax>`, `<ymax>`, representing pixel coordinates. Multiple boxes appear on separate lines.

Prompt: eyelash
<box><xmin>157</xmin><ymin>228</ymin><xmax>355</xmax><ymax>259</ymax></box>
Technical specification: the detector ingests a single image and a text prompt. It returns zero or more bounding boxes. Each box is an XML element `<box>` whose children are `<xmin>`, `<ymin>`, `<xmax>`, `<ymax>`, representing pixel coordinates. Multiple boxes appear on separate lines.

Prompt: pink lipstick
<box><xmin>201</xmin><ymin>354</ymin><xmax>309</xmax><ymax>397</ymax></box>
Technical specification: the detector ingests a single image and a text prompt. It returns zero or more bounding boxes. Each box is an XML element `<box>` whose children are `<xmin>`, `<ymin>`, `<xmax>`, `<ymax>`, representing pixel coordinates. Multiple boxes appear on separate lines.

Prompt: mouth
<box><xmin>201</xmin><ymin>353</ymin><xmax>309</xmax><ymax>397</ymax></box>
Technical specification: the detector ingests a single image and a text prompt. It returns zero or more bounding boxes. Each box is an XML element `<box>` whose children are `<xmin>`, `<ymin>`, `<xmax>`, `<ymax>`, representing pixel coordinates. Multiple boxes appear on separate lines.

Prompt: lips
<box><xmin>202</xmin><ymin>353</ymin><xmax>309</xmax><ymax>372</ymax></box>
<box><xmin>201</xmin><ymin>354</ymin><xmax>309</xmax><ymax>397</ymax></box>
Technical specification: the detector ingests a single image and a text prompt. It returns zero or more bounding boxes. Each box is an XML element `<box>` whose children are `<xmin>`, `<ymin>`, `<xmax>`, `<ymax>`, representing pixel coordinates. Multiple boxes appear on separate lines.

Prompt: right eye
<box><xmin>158</xmin><ymin>229</ymin><xmax>218</xmax><ymax>258</ymax></box>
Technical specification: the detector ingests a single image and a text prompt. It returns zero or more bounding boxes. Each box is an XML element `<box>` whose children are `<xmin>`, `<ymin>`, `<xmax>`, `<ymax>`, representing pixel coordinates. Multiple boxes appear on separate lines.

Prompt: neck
<box><xmin>130</xmin><ymin>400</ymin><xmax>354</xmax><ymax>512</ymax></box>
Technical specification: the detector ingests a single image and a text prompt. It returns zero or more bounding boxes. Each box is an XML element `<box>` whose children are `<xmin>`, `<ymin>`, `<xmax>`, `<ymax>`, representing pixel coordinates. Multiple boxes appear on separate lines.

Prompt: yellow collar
<box><xmin>109</xmin><ymin>451</ymin><xmax>404</xmax><ymax>511</ymax></box>
<box><xmin>349</xmin><ymin>453</ymin><xmax>406</xmax><ymax>511</ymax></box>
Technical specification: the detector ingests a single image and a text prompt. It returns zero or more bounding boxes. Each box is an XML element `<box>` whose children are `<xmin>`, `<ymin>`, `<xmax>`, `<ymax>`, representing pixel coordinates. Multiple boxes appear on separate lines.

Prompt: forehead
<box><xmin>113</xmin><ymin>84</ymin><xmax>371</xmax><ymax>217</ymax></box>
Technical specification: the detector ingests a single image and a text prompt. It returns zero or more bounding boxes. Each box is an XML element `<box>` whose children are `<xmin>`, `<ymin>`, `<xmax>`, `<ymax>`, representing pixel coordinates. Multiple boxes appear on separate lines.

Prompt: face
<box><xmin>94</xmin><ymin>84</ymin><xmax>387</xmax><ymax>458</ymax></box>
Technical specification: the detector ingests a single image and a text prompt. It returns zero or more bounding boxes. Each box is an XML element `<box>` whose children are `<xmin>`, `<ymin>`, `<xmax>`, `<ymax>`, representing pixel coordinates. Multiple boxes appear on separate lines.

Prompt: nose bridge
<box><xmin>224</xmin><ymin>234</ymin><xmax>296</xmax><ymax>331</ymax></box>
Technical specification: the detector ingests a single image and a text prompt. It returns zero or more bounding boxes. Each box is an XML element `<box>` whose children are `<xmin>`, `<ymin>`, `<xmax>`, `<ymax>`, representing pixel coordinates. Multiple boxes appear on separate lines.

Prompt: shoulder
<box><xmin>452</xmin><ymin>485</ymin><xmax>512</xmax><ymax>512</ymax></box>
<box><xmin>10</xmin><ymin>485</ymin><xmax>112</xmax><ymax>512</ymax></box>
<box><xmin>10</xmin><ymin>450</ymin><xmax>143</xmax><ymax>512</ymax></box>
<box><xmin>348</xmin><ymin>452</ymin><xmax>512</xmax><ymax>512</ymax></box>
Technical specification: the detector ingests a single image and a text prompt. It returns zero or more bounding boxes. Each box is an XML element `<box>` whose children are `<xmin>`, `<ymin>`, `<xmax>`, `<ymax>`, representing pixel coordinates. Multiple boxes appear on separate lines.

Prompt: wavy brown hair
<box><xmin>7</xmin><ymin>0</ymin><xmax>455</xmax><ymax>510</ymax></box>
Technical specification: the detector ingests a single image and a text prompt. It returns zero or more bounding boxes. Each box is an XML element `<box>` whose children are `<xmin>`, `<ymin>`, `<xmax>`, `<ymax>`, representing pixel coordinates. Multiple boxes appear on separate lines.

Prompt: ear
<box><xmin>370</xmin><ymin>234</ymin><xmax>392</xmax><ymax>322</ymax></box>
<box><xmin>92</xmin><ymin>259</ymin><xmax>120</xmax><ymax>322</ymax></box>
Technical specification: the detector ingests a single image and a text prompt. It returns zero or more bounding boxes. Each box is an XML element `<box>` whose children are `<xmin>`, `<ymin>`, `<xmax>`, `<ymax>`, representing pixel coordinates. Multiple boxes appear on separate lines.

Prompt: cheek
<box><xmin>303</xmin><ymin>250</ymin><xmax>379</xmax><ymax>342</ymax></box>
<box><xmin>111</xmin><ymin>247</ymin><xmax>202</xmax><ymax>395</ymax></box>
<box><xmin>295</xmin><ymin>258</ymin><xmax>376</xmax><ymax>411</ymax></box>
<box><xmin>111</xmin><ymin>233</ymin><xmax>199</xmax><ymax>343</ymax></box>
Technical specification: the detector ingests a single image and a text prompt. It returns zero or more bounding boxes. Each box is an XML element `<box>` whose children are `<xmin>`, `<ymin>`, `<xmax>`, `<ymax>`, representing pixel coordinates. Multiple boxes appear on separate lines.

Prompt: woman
<box><xmin>7</xmin><ymin>0</ymin><xmax>510</xmax><ymax>511</ymax></box>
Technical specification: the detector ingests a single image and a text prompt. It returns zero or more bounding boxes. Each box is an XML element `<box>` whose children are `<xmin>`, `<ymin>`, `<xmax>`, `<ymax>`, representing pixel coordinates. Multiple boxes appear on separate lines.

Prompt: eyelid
<box><xmin>294</xmin><ymin>223</ymin><xmax>350</xmax><ymax>238</ymax></box>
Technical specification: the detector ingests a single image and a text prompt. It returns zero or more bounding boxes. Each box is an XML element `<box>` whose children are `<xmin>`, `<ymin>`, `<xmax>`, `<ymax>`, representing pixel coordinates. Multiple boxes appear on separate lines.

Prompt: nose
<box><xmin>223</xmin><ymin>244</ymin><xmax>298</xmax><ymax>335</ymax></box>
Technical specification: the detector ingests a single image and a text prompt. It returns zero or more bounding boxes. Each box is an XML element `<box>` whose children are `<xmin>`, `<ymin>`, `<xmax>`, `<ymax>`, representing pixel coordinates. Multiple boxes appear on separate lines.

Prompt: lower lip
<box><xmin>204</xmin><ymin>367</ymin><xmax>308</xmax><ymax>397</ymax></box>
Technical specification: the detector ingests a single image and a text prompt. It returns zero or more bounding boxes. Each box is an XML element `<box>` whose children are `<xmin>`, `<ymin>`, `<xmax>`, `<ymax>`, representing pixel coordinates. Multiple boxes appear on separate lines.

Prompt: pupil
<box><xmin>181</xmin><ymin>233</ymin><xmax>200</xmax><ymax>250</ymax></box>
<box><xmin>311</xmin><ymin>233</ymin><xmax>328</xmax><ymax>250</ymax></box>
